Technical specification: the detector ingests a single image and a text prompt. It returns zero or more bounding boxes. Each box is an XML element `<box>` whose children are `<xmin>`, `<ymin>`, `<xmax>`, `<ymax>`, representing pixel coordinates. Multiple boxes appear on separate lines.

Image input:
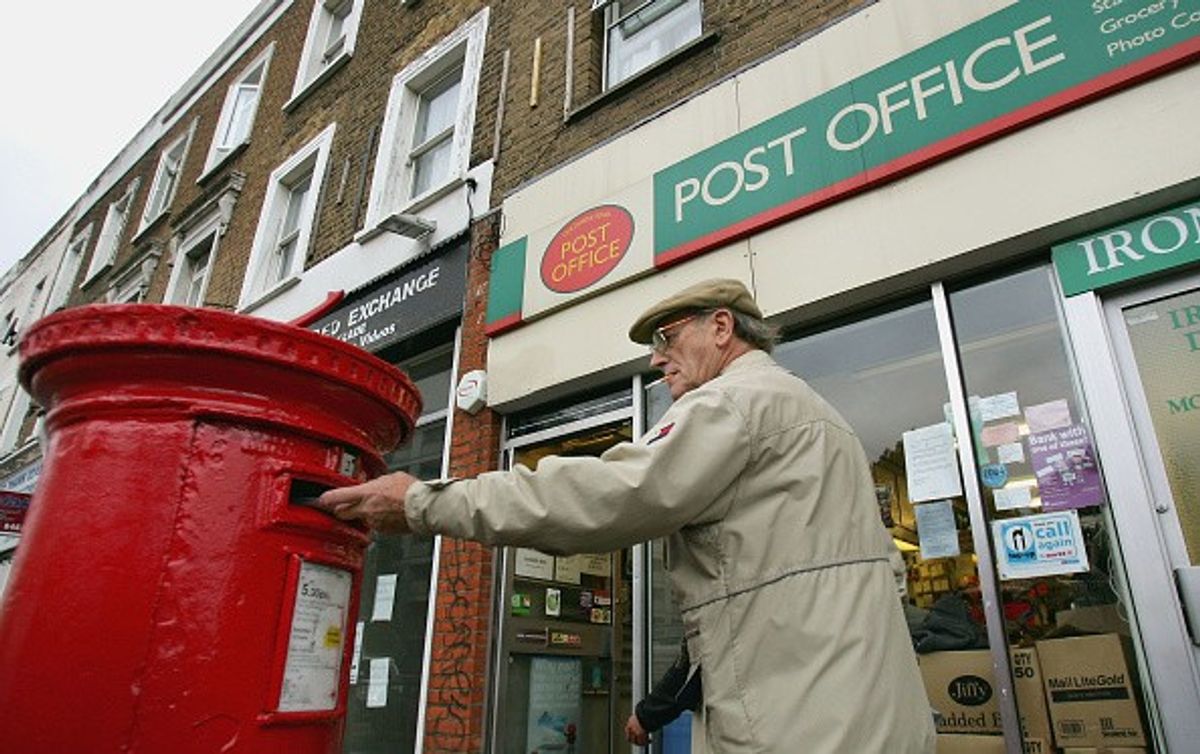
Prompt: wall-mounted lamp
<box><xmin>378</xmin><ymin>213</ymin><xmax>436</xmax><ymax>239</ymax></box>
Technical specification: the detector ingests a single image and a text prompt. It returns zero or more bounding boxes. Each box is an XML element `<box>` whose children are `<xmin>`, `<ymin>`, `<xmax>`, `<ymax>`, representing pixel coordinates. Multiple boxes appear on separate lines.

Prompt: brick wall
<box><xmin>423</xmin><ymin>209</ymin><xmax>503</xmax><ymax>754</ymax></box>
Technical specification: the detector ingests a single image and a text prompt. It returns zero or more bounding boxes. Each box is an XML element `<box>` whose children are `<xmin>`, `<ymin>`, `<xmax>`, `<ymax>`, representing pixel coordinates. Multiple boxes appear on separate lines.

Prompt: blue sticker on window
<box><xmin>980</xmin><ymin>463</ymin><xmax>1008</xmax><ymax>489</ymax></box>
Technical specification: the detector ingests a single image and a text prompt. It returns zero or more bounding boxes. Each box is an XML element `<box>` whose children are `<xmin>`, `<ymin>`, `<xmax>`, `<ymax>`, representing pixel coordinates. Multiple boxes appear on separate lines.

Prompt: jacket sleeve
<box><xmin>635</xmin><ymin>639</ymin><xmax>702</xmax><ymax>732</ymax></box>
<box><xmin>404</xmin><ymin>384</ymin><xmax>752</xmax><ymax>554</ymax></box>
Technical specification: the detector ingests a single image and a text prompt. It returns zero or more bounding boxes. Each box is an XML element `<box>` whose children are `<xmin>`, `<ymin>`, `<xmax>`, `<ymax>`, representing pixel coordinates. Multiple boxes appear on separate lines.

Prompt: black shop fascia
<box><xmin>307</xmin><ymin>236</ymin><xmax>468</xmax><ymax>355</ymax></box>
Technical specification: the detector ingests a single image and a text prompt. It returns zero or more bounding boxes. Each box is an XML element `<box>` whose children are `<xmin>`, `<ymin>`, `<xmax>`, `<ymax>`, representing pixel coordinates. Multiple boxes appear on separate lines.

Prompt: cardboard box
<box><xmin>919</xmin><ymin>648</ymin><xmax>1053</xmax><ymax>743</ymax></box>
<box><xmin>921</xmin><ymin>651</ymin><xmax>1003</xmax><ymax>734</ymax></box>
<box><xmin>1036</xmin><ymin>634</ymin><xmax>1147</xmax><ymax>747</ymax></box>
<box><xmin>936</xmin><ymin>734</ymin><xmax>1005</xmax><ymax>754</ymax></box>
<box><xmin>1011</xmin><ymin>647</ymin><xmax>1053</xmax><ymax>742</ymax></box>
<box><xmin>1061</xmin><ymin>748</ymin><xmax>1146</xmax><ymax>754</ymax></box>
<box><xmin>1055</xmin><ymin>604</ymin><xmax>1131</xmax><ymax>636</ymax></box>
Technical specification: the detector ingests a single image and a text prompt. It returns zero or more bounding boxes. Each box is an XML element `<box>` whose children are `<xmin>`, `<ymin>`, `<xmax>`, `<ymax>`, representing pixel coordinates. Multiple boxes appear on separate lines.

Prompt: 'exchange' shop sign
<box><xmin>486</xmin><ymin>0</ymin><xmax>1200</xmax><ymax>335</ymax></box>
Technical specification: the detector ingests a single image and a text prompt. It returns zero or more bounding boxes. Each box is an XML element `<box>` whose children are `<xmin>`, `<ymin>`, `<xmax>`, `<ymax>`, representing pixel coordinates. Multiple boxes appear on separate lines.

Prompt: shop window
<box><xmin>601</xmin><ymin>0</ymin><xmax>702</xmax><ymax>89</ymax></box>
<box><xmin>240</xmin><ymin>124</ymin><xmax>335</xmax><ymax>309</ymax></box>
<box><xmin>206</xmin><ymin>47</ymin><xmax>272</xmax><ymax>172</ymax></box>
<box><xmin>291</xmin><ymin>0</ymin><xmax>362</xmax><ymax>105</ymax></box>
<box><xmin>82</xmin><ymin>178</ymin><xmax>141</xmax><ymax>287</ymax></box>
<box><xmin>364</xmin><ymin>9</ymin><xmax>488</xmax><ymax>230</ymax></box>
<box><xmin>949</xmin><ymin>266</ymin><xmax>1151</xmax><ymax>749</ymax></box>
<box><xmin>341</xmin><ymin>345</ymin><xmax>453</xmax><ymax>754</ymax></box>
<box><xmin>140</xmin><ymin>127</ymin><xmax>193</xmax><ymax>232</ymax></box>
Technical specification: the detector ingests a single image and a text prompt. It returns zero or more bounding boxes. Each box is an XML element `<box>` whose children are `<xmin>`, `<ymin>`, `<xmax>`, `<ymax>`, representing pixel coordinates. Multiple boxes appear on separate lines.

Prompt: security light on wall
<box><xmin>378</xmin><ymin>213</ymin><xmax>436</xmax><ymax>239</ymax></box>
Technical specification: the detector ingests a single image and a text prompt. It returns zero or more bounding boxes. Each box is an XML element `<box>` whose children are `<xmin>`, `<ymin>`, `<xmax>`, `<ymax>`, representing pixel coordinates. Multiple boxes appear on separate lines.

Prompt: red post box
<box><xmin>0</xmin><ymin>305</ymin><xmax>421</xmax><ymax>754</ymax></box>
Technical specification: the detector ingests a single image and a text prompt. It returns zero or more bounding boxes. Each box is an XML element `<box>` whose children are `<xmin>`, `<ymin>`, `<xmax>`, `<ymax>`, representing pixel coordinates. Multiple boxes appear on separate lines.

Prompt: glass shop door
<box><xmin>1101</xmin><ymin>270</ymin><xmax>1200</xmax><ymax>745</ymax></box>
<box><xmin>493</xmin><ymin>418</ymin><xmax>635</xmax><ymax>754</ymax></box>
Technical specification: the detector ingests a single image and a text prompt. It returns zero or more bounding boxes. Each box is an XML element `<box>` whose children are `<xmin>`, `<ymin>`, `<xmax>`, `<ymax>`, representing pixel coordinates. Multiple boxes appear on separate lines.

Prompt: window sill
<box><xmin>284</xmin><ymin>51</ymin><xmax>352</xmax><ymax>114</ymax></box>
<box><xmin>79</xmin><ymin>263</ymin><xmax>113</xmax><ymax>291</ymax></box>
<box><xmin>132</xmin><ymin>211</ymin><xmax>170</xmax><ymax>245</ymax></box>
<box><xmin>197</xmin><ymin>142</ymin><xmax>250</xmax><ymax>187</ymax></box>
<box><xmin>567</xmin><ymin>31</ymin><xmax>719</xmax><ymax>123</ymax></box>
<box><xmin>237</xmin><ymin>274</ymin><xmax>302</xmax><ymax>314</ymax></box>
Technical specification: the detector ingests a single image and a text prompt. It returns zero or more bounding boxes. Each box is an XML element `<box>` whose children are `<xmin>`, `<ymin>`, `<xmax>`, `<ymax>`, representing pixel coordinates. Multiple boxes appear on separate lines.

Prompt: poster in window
<box><xmin>1027</xmin><ymin>424</ymin><xmax>1104</xmax><ymax>511</ymax></box>
<box><xmin>903</xmin><ymin>423</ymin><xmax>963</xmax><ymax>502</ymax></box>
<box><xmin>993</xmin><ymin>510</ymin><xmax>1089</xmax><ymax>580</ymax></box>
<box><xmin>526</xmin><ymin>656</ymin><xmax>581</xmax><ymax>753</ymax></box>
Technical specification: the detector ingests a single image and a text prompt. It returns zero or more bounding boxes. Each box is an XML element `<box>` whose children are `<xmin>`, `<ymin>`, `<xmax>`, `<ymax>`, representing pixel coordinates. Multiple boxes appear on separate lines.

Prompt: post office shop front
<box><xmin>472</xmin><ymin>3</ymin><xmax>1200</xmax><ymax>752</ymax></box>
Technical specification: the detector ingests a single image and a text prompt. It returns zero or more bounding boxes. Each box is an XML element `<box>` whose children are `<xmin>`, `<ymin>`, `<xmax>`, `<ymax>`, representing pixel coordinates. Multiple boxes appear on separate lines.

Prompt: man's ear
<box><xmin>712</xmin><ymin>308</ymin><xmax>735</xmax><ymax>344</ymax></box>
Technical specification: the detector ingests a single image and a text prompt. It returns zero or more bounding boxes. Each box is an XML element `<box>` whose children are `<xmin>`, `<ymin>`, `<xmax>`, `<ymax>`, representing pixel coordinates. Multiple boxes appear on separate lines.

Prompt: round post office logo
<box><xmin>541</xmin><ymin>205</ymin><xmax>634</xmax><ymax>293</ymax></box>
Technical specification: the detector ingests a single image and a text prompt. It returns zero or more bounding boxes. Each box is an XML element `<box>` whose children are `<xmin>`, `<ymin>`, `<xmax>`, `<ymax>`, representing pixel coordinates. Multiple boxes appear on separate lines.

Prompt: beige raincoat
<box><xmin>407</xmin><ymin>350</ymin><xmax>935</xmax><ymax>752</ymax></box>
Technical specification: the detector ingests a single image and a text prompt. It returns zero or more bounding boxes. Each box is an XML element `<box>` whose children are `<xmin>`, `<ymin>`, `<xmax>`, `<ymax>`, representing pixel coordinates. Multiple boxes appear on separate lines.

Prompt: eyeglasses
<box><xmin>650</xmin><ymin>313</ymin><xmax>703</xmax><ymax>354</ymax></box>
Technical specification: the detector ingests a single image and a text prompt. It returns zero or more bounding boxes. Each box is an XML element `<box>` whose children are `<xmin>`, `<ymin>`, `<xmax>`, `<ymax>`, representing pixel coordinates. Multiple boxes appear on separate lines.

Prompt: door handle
<box><xmin>1175</xmin><ymin>566</ymin><xmax>1200</xmax><ymax>647</ymax></box>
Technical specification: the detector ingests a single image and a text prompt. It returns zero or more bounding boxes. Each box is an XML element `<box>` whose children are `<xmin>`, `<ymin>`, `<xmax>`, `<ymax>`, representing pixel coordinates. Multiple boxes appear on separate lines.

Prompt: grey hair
<box><xmin>729</xmin><ymin>309</ymin><xmax>780</xmax><ymax>353</ymax></box>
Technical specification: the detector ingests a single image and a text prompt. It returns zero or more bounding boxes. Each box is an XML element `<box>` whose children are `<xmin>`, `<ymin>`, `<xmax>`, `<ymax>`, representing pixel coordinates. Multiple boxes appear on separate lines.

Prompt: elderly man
<box><xmin>318</xmin><ymin>278</ymin><xmax>934</xmax><ymax>752</ymax></box>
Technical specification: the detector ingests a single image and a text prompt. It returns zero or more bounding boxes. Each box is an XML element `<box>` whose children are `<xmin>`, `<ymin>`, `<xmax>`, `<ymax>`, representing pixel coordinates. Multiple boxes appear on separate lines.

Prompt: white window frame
<box><xmin>204</xmin><ymin>45</ymin><xmax>274</xmax><ymax>174</ymax></box>
<box><xmin>364</xmin><ymin>8</ymin><xmax>488</xmax><ymax>231</ymax></box>
<box><xmin>104</xmin><ymin>248</ymin><xmax>161</xmax><ymax>304</ymax></box>
<box><xmin>139</xmin><ymin>122</ymin><xmax>197</xmax><ymax>233</ymax></box>
<box><xmin>602</xmin><ymin>0</ymin><xmax>702</xmax><ymax>89</ymax></box>
<box><xmin>164</xmin><ymin>215</ymin><xmax>223</xmax><ymax>307</ymax></box>
<box><xmin>50</xmin><ymin>224</ymin><xmax>92</xmax><ymax>309</ymax></box>
<box><xmin>82</xmin><ymin>178</ymin><xmax>141</xmax><ymax>288</ymax></box>
<box><xmin>239</xmin><ymin>123</ymin><xmax>336</xmax><ymax>310</ymax></box>
<box><xmin>290</xmin><ymin>0</ymin><xmax>363</xmax><ymax>105</ymax></box>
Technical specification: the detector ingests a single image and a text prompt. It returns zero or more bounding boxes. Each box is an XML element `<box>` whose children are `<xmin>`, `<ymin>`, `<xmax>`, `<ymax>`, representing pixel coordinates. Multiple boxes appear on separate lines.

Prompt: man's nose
<box><xmin>649</xmin><ymin>351</ymin><xmax>668</xmax><ymax>369</ymax></box>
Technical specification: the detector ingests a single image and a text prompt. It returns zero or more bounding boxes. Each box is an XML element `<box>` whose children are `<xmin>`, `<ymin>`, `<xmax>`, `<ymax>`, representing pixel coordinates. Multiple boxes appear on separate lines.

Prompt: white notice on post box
<box><xmin>278</xmin><ymin>561</ymin><xmax>352</xmax><ymax>712</ymax></box>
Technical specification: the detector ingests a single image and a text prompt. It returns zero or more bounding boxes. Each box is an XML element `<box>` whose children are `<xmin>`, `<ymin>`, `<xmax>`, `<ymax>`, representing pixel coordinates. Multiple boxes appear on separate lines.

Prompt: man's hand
<box><xmin>624</xmin><ymin>714</ymin><xmax>650</xmax><ymax>746</ymax></box>
<box><xmin>315</xmin><ymin>471</ymin><xmax>419</xmax><ymax>533</ymax></box>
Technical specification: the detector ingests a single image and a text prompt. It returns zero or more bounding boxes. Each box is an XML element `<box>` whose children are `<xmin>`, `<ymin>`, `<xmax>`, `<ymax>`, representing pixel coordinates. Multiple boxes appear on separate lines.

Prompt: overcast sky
<box><xmin>0</xmin><ymin>1</ymin><xmax>263</xmax><ymax>281</ymax></box>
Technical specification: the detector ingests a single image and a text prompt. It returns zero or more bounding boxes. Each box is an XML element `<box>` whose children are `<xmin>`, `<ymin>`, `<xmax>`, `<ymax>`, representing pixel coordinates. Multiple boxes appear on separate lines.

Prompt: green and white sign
<box><xmin>488</xmin><ymin>0</ymin><xmax>1200</xmax><ymax>334</ymax></box>
<box><xmin>653</xmin><ymin>0</ymin><xmax>1200</xmax><ymax>264</ymax></box>
<box><xmin>1053</xmin><ymin>198</ymin><xmax>1200</xmax><ymax>295</ymax></box>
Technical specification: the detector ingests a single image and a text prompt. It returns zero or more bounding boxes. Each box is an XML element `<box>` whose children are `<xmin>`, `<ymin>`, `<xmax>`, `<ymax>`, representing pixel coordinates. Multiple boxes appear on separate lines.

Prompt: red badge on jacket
<box><xmin>647</xmin><ymin>422</ymin><xmax>675</xmax><ymax>445</ymax></box>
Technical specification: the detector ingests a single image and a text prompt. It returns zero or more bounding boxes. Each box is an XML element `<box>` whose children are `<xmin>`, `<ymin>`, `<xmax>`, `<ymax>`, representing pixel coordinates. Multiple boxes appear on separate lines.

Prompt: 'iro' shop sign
<box><xmin>487</xmin><ymin>0</ymin><xmax>1200</xmax><ymax>334</ymax></box>
<box><xmin>1053</xmin><ymin>198</ymin><xmax>1200</xmax><ymax>295</ymax></box>
<box><xmin>310</xmin><ymin>240</ymin><xmax>468</xmax><ymax>352</ymax></box>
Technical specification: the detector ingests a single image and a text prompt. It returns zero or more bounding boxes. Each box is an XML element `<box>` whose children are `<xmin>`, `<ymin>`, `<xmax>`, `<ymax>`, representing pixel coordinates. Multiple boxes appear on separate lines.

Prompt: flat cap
<box><xmin>628</xmin><ymin>278</ymin><xmax>763</xmax><ymax>344</ymax></box>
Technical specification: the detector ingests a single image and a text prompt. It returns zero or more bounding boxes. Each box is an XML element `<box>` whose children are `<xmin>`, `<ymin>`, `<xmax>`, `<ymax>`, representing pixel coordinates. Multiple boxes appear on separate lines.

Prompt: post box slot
<box><xmin>289</xmin><ymin>478</ymin><xmax>333</xmax><ymax>509</ymax></box>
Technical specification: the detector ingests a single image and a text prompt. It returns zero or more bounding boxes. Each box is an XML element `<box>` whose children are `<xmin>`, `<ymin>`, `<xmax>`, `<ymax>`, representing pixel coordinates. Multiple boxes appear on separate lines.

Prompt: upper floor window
<box><xmin>105</xmin><ymin>249</ymin><xmax>161</xmax><ymax>304</ymax></box>
<box><xmin>206</xmin><ymin>47</ymin><xmax>273</xmax><ymax>172</ymax></box>
<box><xmin>292</xmin><ymin>0</ymin><xmax>362</xmax><ymax>102</ymax></box>
<box><xmin>365</xmin><ymin>9</ymin><xmax>488</xmax><ymax>230</ymax></box>
<box><xmin>166</xmin><ymin>220</ymin><xmax>220</xmax><ymax>308</ymax></box>
<box><xmin>602</xmin><ymin>0</ymin><xmax>702</xmax><ymax>88</ymax></box>
<box><xmin>140</xmin><ymin>126</ymin><xmax>194</xmax><ymax>231</ymax></box>
<box><xmin>82</xmin><ymin>178</ymin><xmax>141</xmax><ymax>287</ymax></box>
<box><xmin>240</xmin><ymin>124</ymin><xmax>336</xmax><ymax>309</ymax></box>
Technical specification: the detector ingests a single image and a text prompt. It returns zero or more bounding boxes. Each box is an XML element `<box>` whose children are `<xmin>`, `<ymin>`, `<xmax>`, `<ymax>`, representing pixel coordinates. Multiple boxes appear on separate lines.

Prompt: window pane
<box><xmin>343</xmin><ymin>421</ymin><xmax>440</xmax><ymax>754</ymax></box>
<box><xmin>223</xmin><ymin>85</ymin><xmax>259</xmax><ymax>147</ymax></box>
<box><xmin>607</xmin><ymin>0</ymin><xmax>701</xmax><ymax>87</ymax></box>
<box><xmin>282</xmin><ymin>172</ymin><xmax>313</xmax><ymax>237</ymax></box>
<box><xmin>398</xmin><ymin>348</ymin><xmax>454</xmax><ymax>419</ymax></box>
<box><xmin>411</xmin><ymin>136</ymin><xmax>452</xmax><ymax>197</ymax></box>
<box><xmin>949</xmin><ymin>266</ymin><xmax>1152</xmax><ymax>744</ymax></box>
<box><xmin>414</xmin><ymin>71</ymin><xmax>461</xmax><ymax>146</ymax></box>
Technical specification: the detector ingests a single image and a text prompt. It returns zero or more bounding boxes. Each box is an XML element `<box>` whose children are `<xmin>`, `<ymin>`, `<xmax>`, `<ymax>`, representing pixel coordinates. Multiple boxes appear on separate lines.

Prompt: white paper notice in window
<box><xmin>903</xmin><ymin>423</ymin><xmax>963</xmax><ymax>503</ymax></box>
<box><xmin>915</xmin><ymin>500</ymin><xmax>960</xmax><ymax>560</ymax></box>
<box><xmin>278</xmin><ymin>560</ymin><xmax>351</xmax><ymax>712</ymax></box>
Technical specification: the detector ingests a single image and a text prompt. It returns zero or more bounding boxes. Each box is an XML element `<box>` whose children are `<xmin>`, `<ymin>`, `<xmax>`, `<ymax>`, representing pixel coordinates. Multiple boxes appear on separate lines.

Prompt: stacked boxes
<box><xmin>1036</xmin><ymin>634</ymin><xmax>1146</xmax><ymax>750</ymax></box>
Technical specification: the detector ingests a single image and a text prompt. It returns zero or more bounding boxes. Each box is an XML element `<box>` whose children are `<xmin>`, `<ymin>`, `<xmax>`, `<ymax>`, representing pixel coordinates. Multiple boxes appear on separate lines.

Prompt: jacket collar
<box><xmin>719</xmin><ymin>349</ymin><xmax>775</xmax><ymax>378</ymax></box>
